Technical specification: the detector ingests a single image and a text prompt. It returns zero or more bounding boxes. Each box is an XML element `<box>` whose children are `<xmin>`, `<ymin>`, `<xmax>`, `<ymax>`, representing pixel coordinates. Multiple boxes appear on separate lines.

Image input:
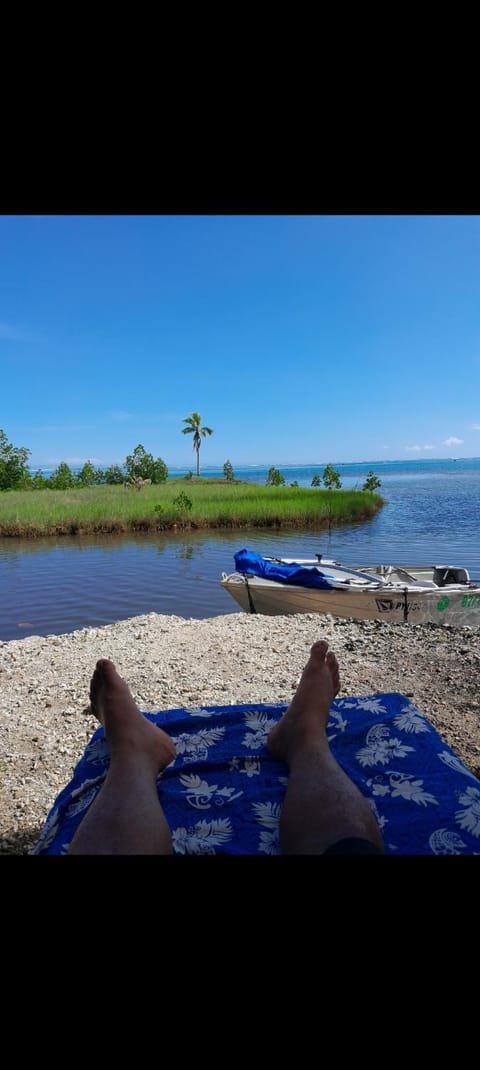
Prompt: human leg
<box><xmin>267</xmin><ymin>640</ymin><xmax>385</xmax><ymax>855</ymax></box>
<box><xmin>68</xmin><ymin>659</ymin><xmax>175</xmax><ymax>854</ymax></box>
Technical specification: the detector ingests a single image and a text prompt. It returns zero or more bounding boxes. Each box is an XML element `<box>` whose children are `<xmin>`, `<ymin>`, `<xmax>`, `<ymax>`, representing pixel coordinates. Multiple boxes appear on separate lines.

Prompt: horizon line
<box><xmin>28</xmin><ymin>455</ymin><xmax>480</xmax><ymax>470</ymax></box>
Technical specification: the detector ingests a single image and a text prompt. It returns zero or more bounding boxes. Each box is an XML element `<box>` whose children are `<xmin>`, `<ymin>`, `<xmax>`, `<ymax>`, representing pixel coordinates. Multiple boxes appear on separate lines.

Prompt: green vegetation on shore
<box><xmin>0</xmin><ymin>479</ymin><xmax>384</xmax><ymax>537</ymax></box>
<box><xmin>0</xmin><ymin>426</ymin><xmax>384</xmax><ymax>538</ymax></box>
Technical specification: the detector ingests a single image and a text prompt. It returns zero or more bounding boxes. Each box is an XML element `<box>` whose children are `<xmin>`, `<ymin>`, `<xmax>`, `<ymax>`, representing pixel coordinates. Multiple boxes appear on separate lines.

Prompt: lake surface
<box><xmin>1</xmin><ymin>458</ymin><xmax>479</xmax><ymax>641</ymax></box>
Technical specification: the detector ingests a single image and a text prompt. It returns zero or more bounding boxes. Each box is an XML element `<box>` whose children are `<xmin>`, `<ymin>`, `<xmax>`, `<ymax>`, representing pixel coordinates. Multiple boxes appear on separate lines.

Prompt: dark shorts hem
<box><xmin>323</xmin><ymin>836</ymin><xmax>384</xmax><ymax>855</ymax></box>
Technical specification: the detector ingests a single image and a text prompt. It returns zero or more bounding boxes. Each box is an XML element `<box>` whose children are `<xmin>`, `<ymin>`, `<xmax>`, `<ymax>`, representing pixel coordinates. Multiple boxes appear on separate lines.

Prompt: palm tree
<box><xmin>181</xmin><ymin>412</ymin><xmax>213</xmax><ymax>477</ymax></box>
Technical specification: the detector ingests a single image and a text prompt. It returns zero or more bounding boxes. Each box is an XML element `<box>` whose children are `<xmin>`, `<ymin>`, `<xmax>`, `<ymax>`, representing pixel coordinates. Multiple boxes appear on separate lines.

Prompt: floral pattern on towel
<box><xmin>31</xmin><ymin>693</ymin><xmax>480</xmax><ymax>855</ymax></box>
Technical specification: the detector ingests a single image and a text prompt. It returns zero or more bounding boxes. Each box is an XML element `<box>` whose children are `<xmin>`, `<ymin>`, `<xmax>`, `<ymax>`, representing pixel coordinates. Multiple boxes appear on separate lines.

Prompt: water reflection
<box><xmin>174</xmin><ymin>541</ymin><xmax>206</xmax><ymax>560</ymax></box>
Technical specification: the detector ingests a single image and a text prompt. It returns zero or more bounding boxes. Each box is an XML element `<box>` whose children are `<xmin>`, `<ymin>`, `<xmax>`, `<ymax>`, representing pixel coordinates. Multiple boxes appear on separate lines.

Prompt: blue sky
<box><xmin>1</xmin><ymin>214</ymin><xmax>479</xmax><ymax>471</ymax></box>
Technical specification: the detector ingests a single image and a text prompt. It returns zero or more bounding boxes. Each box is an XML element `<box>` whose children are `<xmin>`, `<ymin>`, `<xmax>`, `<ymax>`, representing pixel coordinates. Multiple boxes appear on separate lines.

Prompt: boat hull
<box><xmin>221</xmin><ymin>574</ymin><xmax>480</xmax><ymax>626</ymax></box>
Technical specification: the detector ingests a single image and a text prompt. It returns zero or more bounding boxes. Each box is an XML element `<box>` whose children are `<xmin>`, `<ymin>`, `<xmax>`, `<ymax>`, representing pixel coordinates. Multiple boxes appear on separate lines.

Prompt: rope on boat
<box><xmin>403</xmin><ymin>587</ymin><xmax>408</xmax><ymax>623</ymax></box>
<box><xmin>244</xmin><ymin>576</ymin><xmax>257</xmax><ymax>614</ymax></box>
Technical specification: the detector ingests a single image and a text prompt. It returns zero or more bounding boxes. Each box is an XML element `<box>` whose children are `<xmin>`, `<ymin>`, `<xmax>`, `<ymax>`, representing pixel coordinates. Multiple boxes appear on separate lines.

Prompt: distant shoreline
<box><xmin>27</xmin><ymin>456</ymin><xmax>480</xmax><ymax>476</ymax></box>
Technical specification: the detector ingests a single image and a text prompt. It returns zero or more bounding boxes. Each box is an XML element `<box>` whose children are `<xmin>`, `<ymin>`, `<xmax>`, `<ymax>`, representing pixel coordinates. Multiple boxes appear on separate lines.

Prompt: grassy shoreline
<box><xmin>0</xmin><ymin>479</ymin><xmax>384</xmax><ymax>538</ymax></box>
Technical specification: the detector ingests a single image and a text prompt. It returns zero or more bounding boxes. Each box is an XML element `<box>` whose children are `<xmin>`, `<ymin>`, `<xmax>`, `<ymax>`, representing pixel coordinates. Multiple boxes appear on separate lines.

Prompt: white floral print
<box><xmin>455</xmin><ymin>786</ymin><xmax>480</xmax><ymax>837</ymax></box>
<box><xmin>242</xmin><ymin>710</ymin><xmax>278</xmax><ymax>750</ymax></box>
<box><xmin>179</xmin><ymin>772</ymin><xmax>243</xmax><ymax>809</ymax></box>
<box><xmin>356</xmin><ymin>725</ymin><xmax>415</xmax><ymax>767</ymax></box>
<box><xmin>171</xmin><ymin>817</ymin><xmax>233</xmax><ymax>854</ymax></box>
<box><xmin>174</xmin><ymin>726</ymin><xmax>225</xmax><ymax>762</ymax></box>
<box><xmin>31</xmin><ymin>693</ymin><xmax>480</xmax><ymax>856</ymax></box>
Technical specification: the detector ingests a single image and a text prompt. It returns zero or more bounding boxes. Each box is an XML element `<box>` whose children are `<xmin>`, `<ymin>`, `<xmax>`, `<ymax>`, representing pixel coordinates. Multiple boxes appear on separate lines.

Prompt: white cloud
<box><xmin>107</xmin><ymin>410</ymin><xmax>133</xmax><ymax>423</ymax></box>
<box><xmin>443</xmin><ymin>436</ymin><xmax>463</xmax><ymax>447</ymax></box>
<box><xmin>471</xmin><ymin>423</ymin><xmax>480</xmax><ymax>431</ymax></box>
<box><xmin>405</xmin><ymin>444</ymin><xmax>435</xmax><ymax>452</ymax></box>
<box><xmin>45</xmin><ymin>456</ymin><xmax>103</xmax><ymax>466</ymax></box>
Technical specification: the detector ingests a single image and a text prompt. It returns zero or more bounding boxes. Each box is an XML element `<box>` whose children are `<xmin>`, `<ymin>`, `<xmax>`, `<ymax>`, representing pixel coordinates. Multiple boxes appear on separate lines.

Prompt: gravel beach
<box><xmin>1</xmin><ymin>610</ymin><xmax>479</xmax><ymax>855</ymax></box>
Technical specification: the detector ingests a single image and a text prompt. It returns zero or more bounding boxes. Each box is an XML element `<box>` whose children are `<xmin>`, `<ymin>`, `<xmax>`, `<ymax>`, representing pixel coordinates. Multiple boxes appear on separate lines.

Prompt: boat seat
<box><xmin>382</xmin><ymin>566</ymin><xmax>417</xmax><ymax>584</ymax></box>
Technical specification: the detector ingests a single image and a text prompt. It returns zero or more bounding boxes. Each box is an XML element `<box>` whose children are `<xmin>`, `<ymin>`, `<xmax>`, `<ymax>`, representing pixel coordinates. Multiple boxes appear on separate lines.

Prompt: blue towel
<box><xmin>32</xmin><ymin>694</ymin><xmax>480</xmax><ymax>855</ymax></box>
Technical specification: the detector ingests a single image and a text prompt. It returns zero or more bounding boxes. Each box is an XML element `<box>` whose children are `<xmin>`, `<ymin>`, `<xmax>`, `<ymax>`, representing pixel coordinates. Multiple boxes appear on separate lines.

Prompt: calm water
<box><xmin>1</xmin><ymin>458</ymin><xmax>479</xmax><ymax>641</ymax></box>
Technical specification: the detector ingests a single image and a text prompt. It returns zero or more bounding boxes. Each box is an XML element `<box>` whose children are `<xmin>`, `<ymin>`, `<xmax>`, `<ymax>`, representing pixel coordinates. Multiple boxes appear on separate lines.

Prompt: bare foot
<box><xmin>90</xmin><ymin>658</ymin><xmax>176</xmax><ymax>774</ymax></box>
<box><xmin>267</xmin><ymin>640</ymin><xmax>340</xmax><ymax>764</ymax></box>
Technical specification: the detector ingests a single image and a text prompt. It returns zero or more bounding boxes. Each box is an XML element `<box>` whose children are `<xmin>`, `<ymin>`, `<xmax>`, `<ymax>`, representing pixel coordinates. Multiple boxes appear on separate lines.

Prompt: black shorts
<box><xmin>323</xmin><ymin>837</ymin><xmax>384</xmax><ymax>855</ymax></box>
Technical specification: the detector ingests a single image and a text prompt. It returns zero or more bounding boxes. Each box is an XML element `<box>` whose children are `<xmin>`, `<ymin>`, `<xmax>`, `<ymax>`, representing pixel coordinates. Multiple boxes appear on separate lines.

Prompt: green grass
<box><xmin>0</xmin><ymin>480</ymin><xmax>385</xmax><ymax>537</ymax></box>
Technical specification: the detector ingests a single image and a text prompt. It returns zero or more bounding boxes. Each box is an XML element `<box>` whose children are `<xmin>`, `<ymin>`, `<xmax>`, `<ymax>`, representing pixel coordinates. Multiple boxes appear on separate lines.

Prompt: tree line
<box><xmin>0</xmin><ymin>432</ymin><xmax>167</xmax><ymax>490</ymax></box>
<box><xmin>0</xmin><ymin>423</ymin><xmax>381</xmax><ymax>494</ymax></box>
<box><xmin>0</xmin><ymin>412</ymin><xmax>214</xmax><ymax>491</ymax></box>
<box><xmin>267</xmin><ymin>464</ymin><xmax>381</xmax><ymax>492</ymax></box>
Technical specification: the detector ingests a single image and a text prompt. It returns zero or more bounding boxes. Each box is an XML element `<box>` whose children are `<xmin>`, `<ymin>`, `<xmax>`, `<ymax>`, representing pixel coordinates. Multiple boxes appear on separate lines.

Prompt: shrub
<box><xmin>125</xmin><ymin>445</ymin><xmax>168</xmax><ymax>484</ymax></box>
<box><xmin>48</xmin><ymin>462</ymin><xmax>75</xmax><ymax>489</ymax></box>
<box><xmin>103</xmin><ymin>465</ymin><xmax>125</xmax><ymax>485</ymax></box>
<box><xmin>76</xmin><ymin>461</ymin><xmax>96</xmax><ymax>486</ymax></box>
<box><xmin>153</xmin><ymin>457</ymin><xmax>168</xmax><ymax>483</ymax></box>
<box><xmin>173</xmin><ymin>492</ymin><xmax>192</xmax><ymax>512</ymax></box>
<box><xmin>322</xmin><ymin>464</ymin><xmax>342</xmax><ymax>489</ymax></box>
<box><xmin>0</xmin><ymin>429</ymin><xmax>31</xmax><ymax>490</ymax></box>
<box><xmin>31</xmin><ymin>469</ymin><xmax>49</xmax><ymax>489</ymax></box>
<box><xmin>362</xmin><ymin>470</ymin><xmax>381</xmax><ymax>492</ymax></box>
<box><xmin>266</xmin><ymin>466</ymin><xmax>285</xmax><ymax>486</ymax></box>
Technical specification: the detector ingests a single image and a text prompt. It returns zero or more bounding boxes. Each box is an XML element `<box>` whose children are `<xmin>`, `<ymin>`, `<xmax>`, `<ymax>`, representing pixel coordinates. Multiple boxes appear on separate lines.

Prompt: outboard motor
<box><xmin>433</xmin><ymin>567</ymin><xmax>470</xmax><ymax>586</ymax></box>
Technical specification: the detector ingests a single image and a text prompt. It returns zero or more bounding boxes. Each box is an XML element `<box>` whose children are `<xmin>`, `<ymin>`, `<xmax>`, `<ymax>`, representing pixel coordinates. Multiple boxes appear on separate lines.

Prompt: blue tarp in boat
<box><xmin>234</xmin><ymin>549</ymin><xmax>335</xmax><ymax>590</ymax></box>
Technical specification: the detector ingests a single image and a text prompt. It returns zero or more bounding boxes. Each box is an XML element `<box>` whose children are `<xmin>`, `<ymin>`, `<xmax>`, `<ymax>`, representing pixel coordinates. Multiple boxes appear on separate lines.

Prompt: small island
<box><xmin>0</xmin><ymin>425</ymin><xmax>384</xmax><ymax>538</ymax></box>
